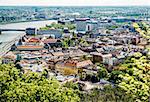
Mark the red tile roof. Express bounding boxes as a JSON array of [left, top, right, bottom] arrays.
[[28, 37, 41, 43]]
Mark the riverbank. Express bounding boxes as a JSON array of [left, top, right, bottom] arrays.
[[0, 18, 56, 25]]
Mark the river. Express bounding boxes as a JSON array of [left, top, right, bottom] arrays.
[[0, 20, 57, 42], [0, 20, 57, 56]]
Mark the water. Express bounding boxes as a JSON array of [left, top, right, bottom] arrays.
[[0, 20, 57, 56], [0, 20, 57, 42]]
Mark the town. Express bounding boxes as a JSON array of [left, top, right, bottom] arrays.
[[0, 5, 150, 102], [1, 15, 150, 90]]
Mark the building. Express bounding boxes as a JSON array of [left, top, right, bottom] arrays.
[[64, 60, 93, 68], [91, 52, 113, 66], [2, 52, 16, 64], [16, 45, 43, 51], [38, 29, 62, 38], [86, 20, 98, 31], [75, 18, 89, 32], [43, 39, 62, 48], [26, 28, 37, 35]]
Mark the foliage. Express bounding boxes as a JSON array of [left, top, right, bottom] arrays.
[[78, 38, 89, 46], [63, 81, 79, 90], [72, 32, 77, 38], [109, 52, 150, 101], [0, 64, 80, 102], [133, 22, 150, 39], [97, 66, 108, 80], [81, 85, 134, 102], [61, 38, 75, 48], [40, 22, 76, 30]]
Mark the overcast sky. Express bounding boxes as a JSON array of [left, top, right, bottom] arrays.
[[0, 0, 149, 6]]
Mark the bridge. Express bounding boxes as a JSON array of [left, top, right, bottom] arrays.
[[0, 29, 26, 34]]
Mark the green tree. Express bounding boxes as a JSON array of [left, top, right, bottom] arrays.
[[97, 67, 108, 80], [0, 64, 80, 102], [109, 52, 150, 101], [81, 85, 134, 102]]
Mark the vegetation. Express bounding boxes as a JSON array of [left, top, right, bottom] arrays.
[[78, 38, 89, 46], [61, 37, 89, 48], [61, 38, 74, 48], [79, 64, 108, 83], [81, 85, 134, 102], [97, 65, 108, 80], [80, 51, 150, 102], [109, 52, 150, 101], [0, 52, 149, 102], [133, 22, 150, 39], [0, 64, 80, 102], [40, 22, 76, 30]]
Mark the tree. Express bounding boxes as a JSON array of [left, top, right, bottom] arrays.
[[109, 52, 150, 101], [97, 64, 108, 80], [133, 22, 150, 39], [97, 68, 108, 80], [0, 64, 80, 102], [81, 85, 134, 102]]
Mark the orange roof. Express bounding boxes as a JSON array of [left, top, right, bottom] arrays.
[[28, 37, 41, 43], [77, 60, 93, 68], [64, 60, 78, 67], [43, 39, 57, 43], [17, 45, 43, 50]]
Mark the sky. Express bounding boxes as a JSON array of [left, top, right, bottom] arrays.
[[0, 0, 149, 6]]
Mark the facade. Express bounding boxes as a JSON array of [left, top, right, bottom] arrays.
[[75, 18, 89, 32], [86, 20, 98, 31], [91, 52, 113, 66], [26, 28, 37, 35], [43, 39, 62, 48], [38, 29, 62, 38]]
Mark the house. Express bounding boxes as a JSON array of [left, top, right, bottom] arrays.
[[63, 27, 70, 33], [77, 60, 93, 68], [16, 37, 44, 51], [114, 45, 124, 50], [51, 52, 64, 62], [139, 38, 148, 46], [86, 20, 98, 31], [91, 52, 113, 66], [38, 29, 62, 38], [2, 52, 16, 64], [68, 49, 87, 58], [75, 18, 89, 32], [90, 33, 101, 38], [62, 33, 73, 38], [17, 45, 43, 51], [80, 46, 96, 53], [26, 28, 37, 35], [43, 38, 62, 48], [131, 37, 140, 45], [64, 60, 93, 68], [27, 37, 41, 43], [64, 60, 78, 68], [58, 19, 74, 25]]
